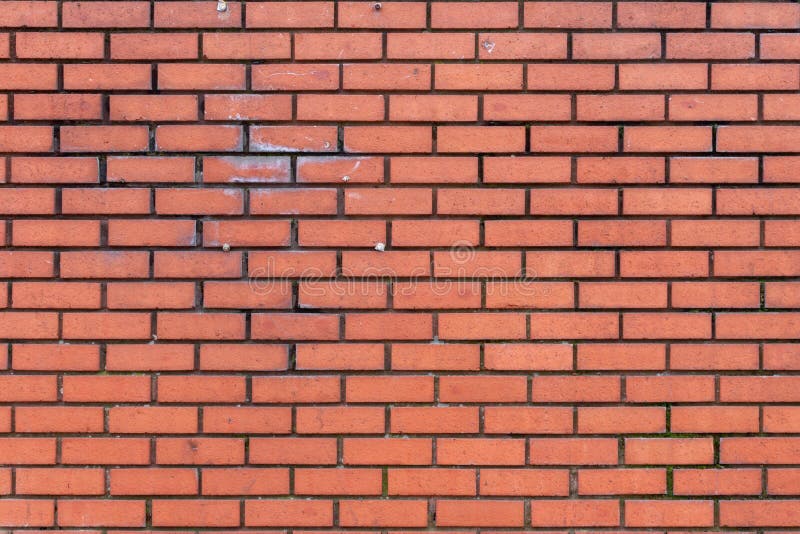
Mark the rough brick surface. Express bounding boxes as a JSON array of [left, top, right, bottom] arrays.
[[1, 0, 800, 529]]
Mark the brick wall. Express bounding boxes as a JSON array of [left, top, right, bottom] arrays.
[[1, 0, 800, 529]]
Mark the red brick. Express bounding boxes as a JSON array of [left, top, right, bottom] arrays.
[[712, 64, 799, 90], [0, 499, 54, 527], [204, 219, 290, 246], [0, 1, 58, 27], [205, 95, 291, 122], [672, 343, 759, 370], [580, 159, 661, 186], [61, 126, 148, 153], [17, 468, 104, 495], [625, 375, 714, 402], [344, 437, 432, 465], [578, 468, 666, 495], [720, 500, 800, 527], [668, 33, 755, 59], [528, 63, 615, 90], [479, 33, 567, 60], [247, 2, 333, 27], [525, 2, 612, 28], [391, 95, 477, 122], [15, 94, 103, 121], [768, 468, 800, 494], [152, 500, 239, 527], [62, 437, 150, 465], [11, 157, 98, 188], [346, 63, 430, 90], [156, 437, 244, 465], [346, 188, 432, 215], [62, 188, 150, 214], [295, 32, 382, 60], [626, 438, 714, 465], [432, 2, 518, 28], [0, 438, 56, 465], [618, 2, 706, 28], [625, 500, 714, 527], [156, 125, 242, 152], [0, 312, 58, 339], [436, 64, 523, 90], [111, 95, 198, 121], [12, 343, 100, 371], [762, 33, 800, 59], [670, 94, 758, 121], [63, 374, 150, 401], [251, 125, 338, 152], [339, 2, 426, 28], [156, 189, 243, 215], [712, 2, 800, 29], [157, 312, 245, 340], [16, 32, 104, 59], [252, 313, 340, 340], [484, 343, 572, 371], [154, 1, 242, 28], [202, 467, 288, 494], [531, 126, 618, 152], [109, 219, 196, 247], [16, 406, 101, 432], [13, 281, 101, 308], [106, 344, 193, 371], [574, 33, 661, 59], [296, 468, 381, 495], [253, 64, 339, 91], [57, 500, 145, 527], [13, 220, 100, 247], [672, 406, 759, 434], [245, 500, 333, 527], [675, 468, 762, 495], [722, 376, 800, 402], [619, 63, 708, 90], [485, 407, 573, 434], [578, 95, 664, 121], [764, 406, 798, 432], [531, 500, 620, 527], [110, 406, 197, 434], [579, 220, 666, 247], [203, 32, 289, 59], [107, 156, 195, 183], [388, 32, 474, 59], [251, 437, 337, 465], [529, 438, 618, 465], [110, 468, 197, 495], [532, 312, 619, 340], [0, 126, 53, 152], [200, 344, 287, 371], [63, 1, 150, 28], [390, 467, 475, 496], [64, 64, 151, 90]]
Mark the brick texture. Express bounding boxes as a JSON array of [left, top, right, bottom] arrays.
[[1, 0, 800, 529]]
